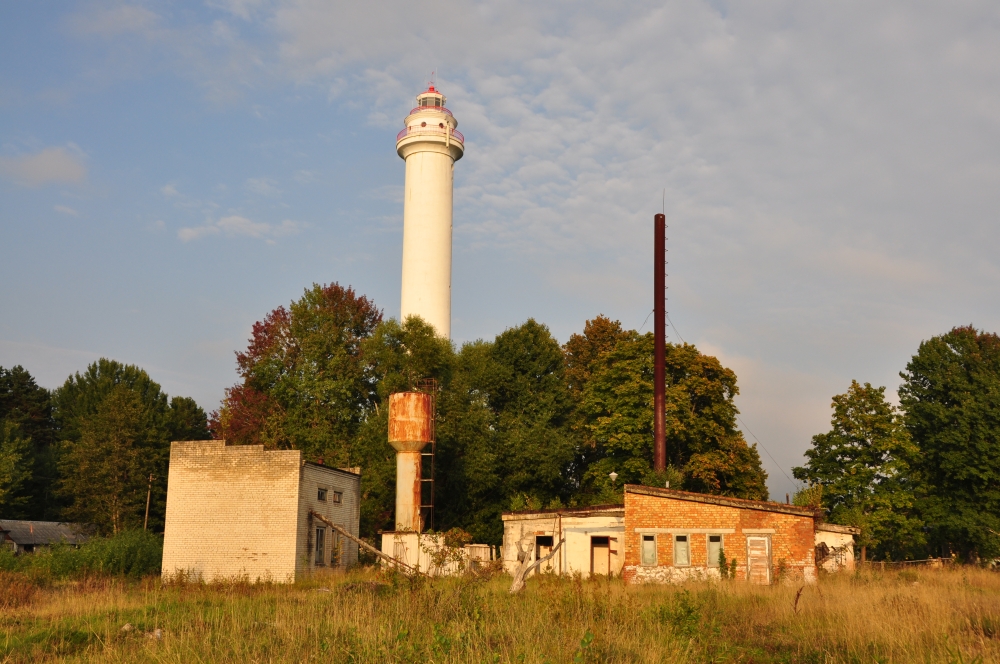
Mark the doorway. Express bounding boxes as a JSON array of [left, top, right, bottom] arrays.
[[591, 536, 610, 576]]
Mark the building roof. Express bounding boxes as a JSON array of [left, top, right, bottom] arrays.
[[0, 520, 92, 546], [624, 484, 823, 518], [501, 504, 624, 520], [304, 461, 361, 478], [816, 522, 861, 535]]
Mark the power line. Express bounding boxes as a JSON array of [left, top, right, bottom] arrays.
[[664, 312, 798, 490]]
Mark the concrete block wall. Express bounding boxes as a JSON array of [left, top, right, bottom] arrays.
[[162, 441, 302, 583], [623, 486, 817, 585]]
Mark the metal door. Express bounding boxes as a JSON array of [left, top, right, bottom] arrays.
[[746, 536, 771, 584]]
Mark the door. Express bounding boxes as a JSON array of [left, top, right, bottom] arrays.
[[591, 536, 610, 576], [746, 536, 771, 584]]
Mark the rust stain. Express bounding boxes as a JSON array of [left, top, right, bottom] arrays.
[[388, 392, 434, 445]]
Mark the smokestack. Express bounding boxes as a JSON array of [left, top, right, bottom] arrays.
[[388, 391, 435, 531], [654, 213, 666, 472]]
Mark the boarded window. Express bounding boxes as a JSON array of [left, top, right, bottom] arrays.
[[674, 535, 690, 566], [332, 491, 342, 504], [708, 534, 723, 568], [641, 534, 657, 566], [315, 527, 326, 565]]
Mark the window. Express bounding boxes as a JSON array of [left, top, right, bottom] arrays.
[[315, 527, 326, 565], [708, 535, 723, 568], [317, 488, 327, 502], [332, 491, 342, 504], [673, 535, 690, 566], [641, 534, 657, 566]]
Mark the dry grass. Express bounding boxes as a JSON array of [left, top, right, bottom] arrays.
[[1, 566, 998, 662]]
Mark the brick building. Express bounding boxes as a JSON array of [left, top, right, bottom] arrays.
[[161, 440, 361, 583], [623, 484, 820, 584]]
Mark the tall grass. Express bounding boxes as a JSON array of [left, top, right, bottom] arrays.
[[0, 530, 162, 582], [1, 566, 998, 662]]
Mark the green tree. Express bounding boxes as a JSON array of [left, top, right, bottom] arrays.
[[59, 385, 166, 533], [579, 332, 768, 501], [436, 320, 576, 544], [793, 381, 924, 560], [53, 358, 205, 530], [211, 282, 382, 462], [0, 419, 32, 515], [356, 316, 455, 536], [0, 365, 56, 518], [899, 325, 1000, 560]]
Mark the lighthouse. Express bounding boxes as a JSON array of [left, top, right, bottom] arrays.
[[396, 85, 464, 339]]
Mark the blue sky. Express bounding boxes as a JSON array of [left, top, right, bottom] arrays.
[[2, 1, 999, 499]]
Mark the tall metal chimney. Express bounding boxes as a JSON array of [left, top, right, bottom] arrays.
[[388, 391, 435, 531], [654, 213, 667, 472]]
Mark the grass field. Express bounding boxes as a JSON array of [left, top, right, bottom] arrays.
[[1, 566, 998, 663]]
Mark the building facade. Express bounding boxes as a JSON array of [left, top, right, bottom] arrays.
[[161, 440, 361, 583], [0, 521, 91, 554], [501, 506, 625, 579], [623, 485, 820, 584]]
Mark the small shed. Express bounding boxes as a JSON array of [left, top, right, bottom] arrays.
[[161, 440, 362, 583], [815, 522, 859, 572], [0, 521, 91, 554], [623, 485, 821, 584], [501, 505, 625, 578]]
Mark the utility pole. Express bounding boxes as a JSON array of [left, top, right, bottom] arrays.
[[654, 213, 667, 472], [144, 474, 154, 531]]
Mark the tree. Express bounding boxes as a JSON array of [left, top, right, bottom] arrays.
[[793, 381, 924, 560], [211, 282, 382, 461], [59, 385, 166, 533], [0, 365, 56, 518], [355, 316, 455, 536], [0, 419, 32, 515], [579, 332, 768, 501], [53, 358, 206, 530], [899, 325, 1000, 560], [435, 320, 576, 544]]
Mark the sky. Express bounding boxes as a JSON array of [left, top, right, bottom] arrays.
[[2, 1, 999, 499]]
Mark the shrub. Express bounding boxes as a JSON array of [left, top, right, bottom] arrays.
[[0, 530, 162, 581]]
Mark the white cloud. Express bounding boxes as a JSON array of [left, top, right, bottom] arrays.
[[178, 215, 302, 242], [53, 205, 79, 216], [0, 146, 87, 187], [244, 177, 282, 196], [160, 184, 180, 197]]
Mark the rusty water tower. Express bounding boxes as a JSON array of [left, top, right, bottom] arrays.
[[388, 387, 436, 532]]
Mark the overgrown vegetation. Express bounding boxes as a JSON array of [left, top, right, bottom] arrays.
[[0, 530, 162, 582], [0, 566, 997, 662]]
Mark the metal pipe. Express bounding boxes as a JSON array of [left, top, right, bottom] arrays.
[[654, 213, 666, 472]]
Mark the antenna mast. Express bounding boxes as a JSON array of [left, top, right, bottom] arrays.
[[654, 213, 667, 472]]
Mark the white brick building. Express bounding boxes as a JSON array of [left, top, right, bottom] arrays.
[[161, 440, 361, 583]]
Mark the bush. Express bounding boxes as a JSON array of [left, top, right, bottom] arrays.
[[0, 530, 162, 581]]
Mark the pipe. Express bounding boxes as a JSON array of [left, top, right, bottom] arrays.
[[654, 213, 666, 472]]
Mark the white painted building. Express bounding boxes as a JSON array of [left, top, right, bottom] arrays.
[[396, 84, 465, 339], [501, 506, 626, 578]]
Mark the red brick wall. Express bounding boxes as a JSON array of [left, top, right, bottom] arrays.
[[623, 491, 816, 584]]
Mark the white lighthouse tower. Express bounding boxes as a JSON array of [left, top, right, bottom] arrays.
[[396, 85, 464, 339]]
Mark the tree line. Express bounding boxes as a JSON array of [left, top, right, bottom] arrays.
[[209, 282, 768, 544], [0, 360, 210, 533], [794, 326, 1000, 563]]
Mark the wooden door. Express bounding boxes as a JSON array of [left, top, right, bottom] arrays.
[[591, 536, 610, 576], [746, 536, 771, 584]]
